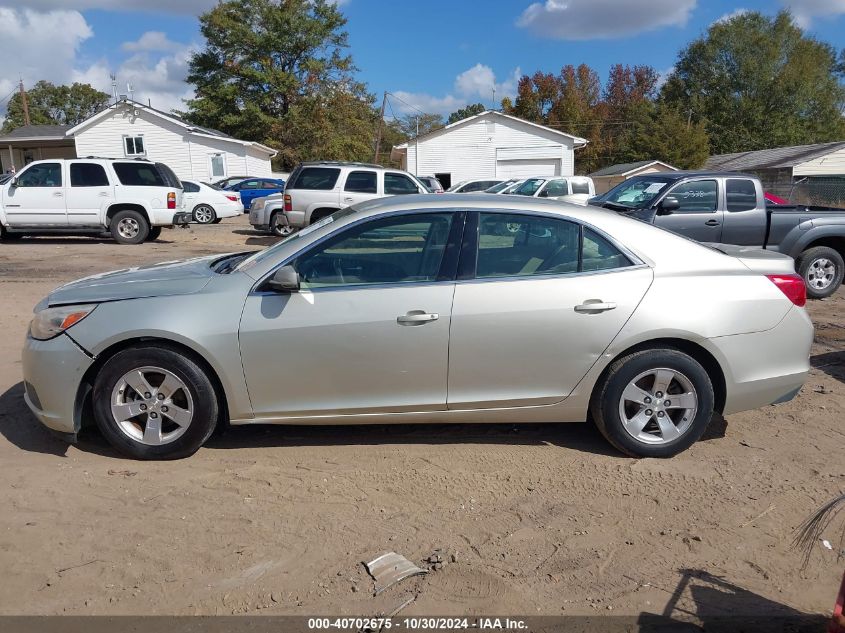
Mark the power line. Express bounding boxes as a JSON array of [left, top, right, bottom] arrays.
[[385, 91, 427, 116]]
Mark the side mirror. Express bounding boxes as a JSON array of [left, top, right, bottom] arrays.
[[266, 265, 300, 293], [657, 196, 680, 215]]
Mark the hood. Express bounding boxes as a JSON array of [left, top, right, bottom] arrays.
[[46, 255, 222, 307]]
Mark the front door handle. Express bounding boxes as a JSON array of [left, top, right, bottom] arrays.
[[397, 311, 439, 325], [574, 301, 617, 313], [98, 191, 109, 197], [705, 219, 721, 226], [53, 192, 64, 197]]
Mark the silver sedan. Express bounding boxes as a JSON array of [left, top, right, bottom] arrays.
[[21, 195, 813, 460]]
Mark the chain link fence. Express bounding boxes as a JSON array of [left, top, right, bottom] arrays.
[[762, 177, 845, 207]]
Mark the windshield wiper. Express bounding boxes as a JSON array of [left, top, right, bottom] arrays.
[[601, 201, 634, 211]]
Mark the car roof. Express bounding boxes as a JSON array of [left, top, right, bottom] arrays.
[[626, 170, 758, 180], [300, 160, 384, 169]]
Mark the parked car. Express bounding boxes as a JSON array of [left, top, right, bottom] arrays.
[[417, 176, 444, 193], [447, 179, 504, 193], [484, 179, 522, 194], [225, 177, 285, 210], [512, 176, 596, 202], [181, 180, 244, 224], [250, 161, 428, 237], [23, 194, 811, 460], [589, 171, 845, 298], [212, 176, 251, 190], [0, 158, 189, 244], [765, 192, 788, 205]]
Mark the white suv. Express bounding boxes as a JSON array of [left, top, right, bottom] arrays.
[[0, 158, 190, 244], [249, 161, 428, 236]]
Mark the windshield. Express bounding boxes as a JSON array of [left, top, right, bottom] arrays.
[[234, 207, 358, 272], [513, 178, 546, 196], [600, 176, 674, 208], [485, 180, 515, 193]]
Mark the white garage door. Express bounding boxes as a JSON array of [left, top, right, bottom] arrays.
[[496, 158, 561, 178]]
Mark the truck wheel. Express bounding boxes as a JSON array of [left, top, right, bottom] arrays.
[[0, 225, 22, 241], [111, 209, 150, 245], [798, 246, 844, 299], [270, 212, 295, 237], [147, 227, 162, 241]]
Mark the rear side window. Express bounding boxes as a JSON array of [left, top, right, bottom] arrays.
[[70, 163, 109, 187], [289, 167, 340, 190], [182, 181, 200, 193], [262, 180, 283, 189], [571, 181, 591, 194], [154, 163, 182, 188], [344, 171, 377, 193], [726, 179, 757, 212], [385, 173, 420, 195], [113, 163, 166, 187], [582, 228, 632, 271]]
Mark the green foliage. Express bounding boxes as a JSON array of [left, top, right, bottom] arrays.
[[661, 10, 845, 154], [184, 0, 376, 169], [395, 113, 444, 138], [447, 103, 485, 124], [620, 103, 710, 169], [3, 81, 110, 132]]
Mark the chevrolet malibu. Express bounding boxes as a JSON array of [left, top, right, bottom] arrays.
[[22, 195, 813, 460]]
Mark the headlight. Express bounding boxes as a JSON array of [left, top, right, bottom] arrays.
[[253, 198, 265, 211], [29, 304, 97, 341]]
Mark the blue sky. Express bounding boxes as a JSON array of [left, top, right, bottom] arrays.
[[1, 0, 843, 119]]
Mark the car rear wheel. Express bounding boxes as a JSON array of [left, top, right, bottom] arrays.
[[798, 246, 844, 299], [270, 212, 295, 237], [591, 348, 714, 458], [0, 225, 22, 240], [92, 346, 219, 460], [192, 204, 216, 224], [110, 209, 149, 245]]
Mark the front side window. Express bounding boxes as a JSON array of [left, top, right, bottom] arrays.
[[17, 163, 62, 187], [344, 171, 377, 194], [726, 179, 757, 212], [124, 136, 145, 156], [238, 179, 261, 190], [293, 213, 453, 288], [289, 167, 340, 190], [384, 173, 420, 195], [666, 180, 718, 213], [539, 179, 569, 197], [475, 213, 632, 279], [70, 163, 108, 187]]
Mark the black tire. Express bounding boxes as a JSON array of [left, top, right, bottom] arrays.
[[92, 345, 220, 460], [110, 209, 150, 245], [270, 211, 296, 237], [797, 246, 844, 299], [590, 348, 715, 458], [192, 204, 217, 224], [212, 218, 222, 224], [147, 226, 162, 241], [0, 225, 23, 241]]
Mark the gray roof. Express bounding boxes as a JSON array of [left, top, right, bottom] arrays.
[[704, 141, 845, 172], [589, 160, 675, 177], [0, 124, 72, 142]]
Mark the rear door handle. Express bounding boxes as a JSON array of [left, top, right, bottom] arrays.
[[705, 219, 720, 226], [574, 301, 617, 313], [343, 197, 354, 202], [397, 311, 439, 325]]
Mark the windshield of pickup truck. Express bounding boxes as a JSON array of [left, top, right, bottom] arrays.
[[599, 176, 674, 208]]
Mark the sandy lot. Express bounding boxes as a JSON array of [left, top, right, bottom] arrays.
[[0, 215, 843, 620]]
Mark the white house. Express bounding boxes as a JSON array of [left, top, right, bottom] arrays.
[[60, 99, 276, 181], [391, 110, 587, 189]]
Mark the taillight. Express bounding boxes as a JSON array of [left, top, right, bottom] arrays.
[[766, 274, 806, 307], [226, 195, 239, 202], [167, 191, 176, 210], [283, 194, 292, 212]]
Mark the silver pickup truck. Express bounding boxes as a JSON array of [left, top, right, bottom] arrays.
[[590, 171, 845, 298]]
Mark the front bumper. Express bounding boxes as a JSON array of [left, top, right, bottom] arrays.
[[21, 332, 93, 435]]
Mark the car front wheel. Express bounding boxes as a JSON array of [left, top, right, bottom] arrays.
[[591, 348, 714, 458], [92, 345, 220, 460]]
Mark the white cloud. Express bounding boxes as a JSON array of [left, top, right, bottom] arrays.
[[783, 0, 845, 27], [713, 8, 749, 24], [122, 31, 185, 53], [392, 64, 521, 117], [516, 0, 697, 40]]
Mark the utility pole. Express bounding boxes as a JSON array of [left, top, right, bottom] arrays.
[[373, 91, 387, 164], [19, 79, 31, 127]]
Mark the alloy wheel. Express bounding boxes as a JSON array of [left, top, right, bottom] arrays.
[[111, 366, 194, 445], [805, 257, 836, 291], [193, 205, 215, 224], [117, 218, 140, 239], [618, 368, 698, 445]]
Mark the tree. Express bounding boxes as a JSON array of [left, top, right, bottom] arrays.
[[662, 10, 845, 154], [3, 81, 110, 132], [184, 0, 376, 169], [620, 103, 710, 169], [447, 103, 486, 124], [395, 113, 443, 138]]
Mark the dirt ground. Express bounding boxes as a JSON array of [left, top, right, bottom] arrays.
[[0, 215, 843, 620]]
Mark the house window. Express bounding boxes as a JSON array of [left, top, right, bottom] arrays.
[[209, 153, 226, 178], [124, 136, 145, 156]]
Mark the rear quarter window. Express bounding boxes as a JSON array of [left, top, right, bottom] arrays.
[[289, 167, 340, 190], [113, 163, 167, 187]]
